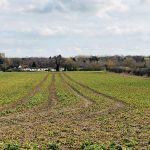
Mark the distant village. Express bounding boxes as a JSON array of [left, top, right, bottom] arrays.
[[20, 67, 64, 72], [0, 53, 150, 76]]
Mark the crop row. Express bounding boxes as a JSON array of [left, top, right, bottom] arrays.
[[0, 72, 47, 106], [25, 74, 52, 108], [65, 72, 150, 108], [55, 73, 83, 108], [1, 138, 150, 150], [62, 73, 114, 111], [0, 73, 51, 115]]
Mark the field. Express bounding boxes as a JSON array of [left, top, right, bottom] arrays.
[[0, 72, 150, 150]]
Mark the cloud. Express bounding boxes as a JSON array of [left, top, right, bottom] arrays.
[[9, 0, 129, 17], [0, 24, 84, 38], [29, 25, 84, 37], [105, 25, 149, 35], [35, 26, 67, 36], [96, 0, 129, 17], [141, 0, 150, 4], [0, 0, 9, 10], [0, 0, 150, 57]]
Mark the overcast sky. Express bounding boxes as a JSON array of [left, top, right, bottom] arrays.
[[0, 0, 150, 57]]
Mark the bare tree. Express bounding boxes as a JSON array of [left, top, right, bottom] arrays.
[[123, 56, 137, 69], [49, 55, 64, 71], [0, 54, 5, 71], [145, 57, 150, 68]]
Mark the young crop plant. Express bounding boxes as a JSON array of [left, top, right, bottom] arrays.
[[4, 143, 20, 150], [81, 140, 124, 150], [45, 143, 60, 150], [26, 74, 52, 108], [62, 73, 114, 110], [55, 73, 83, 108], [65, 72, 150, 108], [0, 73, 51, 116], [0, 72, 149, 150], [0, 72, 48, 105], [123, 138, 138, 149]]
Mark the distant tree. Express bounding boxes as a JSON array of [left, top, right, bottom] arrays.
[[32, 62, 36, 68], [0, 54, 4, 64], [106, 59, 115, 68], [49, 55, 64, 71], [145, 57, 150, 68], [133, 56, 144, 62], [123, 57, 136, 69], [89, 56, 99, 63], [0, 54, 5, 71], [11, 58, 22, 68], [64, 58, 77, 71], [0, 58, 4, 65]]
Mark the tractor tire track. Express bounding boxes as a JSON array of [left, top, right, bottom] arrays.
[[37, 74, 57, 113], [84, 102, 126, 119], [62, 73, 128, 116], [0, 74, 49, 114], [0, 73, 148, 150], [0, 74, 58, 128], [60, 74, 93, 109], [63, 73, 128, 107], [48, 74, 57, 107], [18, 73, 57, 114]]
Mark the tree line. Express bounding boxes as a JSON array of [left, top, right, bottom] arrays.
[[0, 54, 150, 76]]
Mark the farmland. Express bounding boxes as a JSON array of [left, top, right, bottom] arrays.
[[0, 72, 150, 150]]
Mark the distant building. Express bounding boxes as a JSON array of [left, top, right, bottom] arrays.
[[22, 68, 49, 72], [22, 68, 64, 72], [18, 65, 22, 69], [50, 68, 56, 72], [60, 68, 65, 72], [49, 68, 64, 72]]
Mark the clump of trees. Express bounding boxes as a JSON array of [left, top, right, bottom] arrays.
[[105, 56, 150, 76], [0, 54, 150, 76], [0, 54, 11, 72], [49, 55, 65, 71]]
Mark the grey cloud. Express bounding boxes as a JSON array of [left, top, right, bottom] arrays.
[[140, 0, 150, 4], [24, 0, 97, 14], [21, 0, 128, 16]]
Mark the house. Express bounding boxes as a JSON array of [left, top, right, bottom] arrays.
[[60, 68, 65, 72], [22, 68, 48, 72], [50, 68, 56, 72]]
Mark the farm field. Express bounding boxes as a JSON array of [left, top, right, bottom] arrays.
[[0, 72, 150, 150]]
